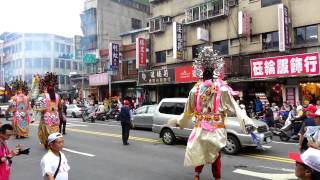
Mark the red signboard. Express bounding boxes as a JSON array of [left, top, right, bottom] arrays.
[[175, 66, 199, 83], [136, 37, 147, 69], [251, 53, 320, 78]]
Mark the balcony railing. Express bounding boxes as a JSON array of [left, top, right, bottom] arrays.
[[185, 0, 229, 24]]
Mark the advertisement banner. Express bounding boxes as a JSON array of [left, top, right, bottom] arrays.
[[238, 11, 251, 37], [278, 4, 290, 52], [175, 65, 199, 83], [89, 73, 108, 86], [109, 43, 120, 70], [250, 53, 320, 78], [138, 68, 175, 85], [173, 22, 184, 59], [136, 37, 147, 69]]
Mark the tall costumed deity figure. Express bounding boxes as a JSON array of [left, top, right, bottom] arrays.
[[171, 47, 255, 180], [7, 79, 30, 138], [33, 72, 63, 148]]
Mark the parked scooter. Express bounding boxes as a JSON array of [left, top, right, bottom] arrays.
[[277, 119, 303, 142], [82, 106, 96, 123]]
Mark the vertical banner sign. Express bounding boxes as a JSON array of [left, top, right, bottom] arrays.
[[109, 43, 120, 70], [278, 4, 290, 52], [238, 11, 251, 37], [136, 37, 147, 69], [173, 22, 184, 59]]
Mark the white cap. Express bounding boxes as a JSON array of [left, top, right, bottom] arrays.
[[48, 133, 63, 144], [301, 148, 320, 172], [315, 109, 320, 117]]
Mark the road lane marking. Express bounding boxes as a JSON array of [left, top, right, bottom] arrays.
[[257, 166, 295, 172], [67, 128, 161, 143], [63, 148, 96, 157], [233, 169, 296, 180], [241, 154, 294, 164], [262, 145, 272, 149]]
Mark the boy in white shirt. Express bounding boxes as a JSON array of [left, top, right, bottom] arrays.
[[40, 133, 70, 180]]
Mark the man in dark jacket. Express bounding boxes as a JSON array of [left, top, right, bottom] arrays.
[[119, 100, 132, 145]]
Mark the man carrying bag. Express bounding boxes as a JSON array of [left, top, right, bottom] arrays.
[[40, 133, 70, 180]]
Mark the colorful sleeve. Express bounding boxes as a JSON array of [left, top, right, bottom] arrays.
[[178, 87, 196, 129]]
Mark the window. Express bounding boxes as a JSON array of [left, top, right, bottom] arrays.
[[213, 40, 228, 55], [159, 102, 185, 115], [43, 41, 51, 51], [25, 41, 32, 51], [230, 38, 240, 46], [60, 44, 65, 53], [155, 51, 166, 63], [66, 61, 71, 69], [295, 25, 318, 45], [128, 60, 135, 71], [79, 63, 83, 71], [73, 62, 78, 70], [33, 58, 42, 68], [147, 106, 156, 113], [131, 33, 137, 43], [261, 0, 281, 7], [55, 59, 59, 68], [131, 18, 142, 30], [60, 60, 65, 69], [262, 31, 279, 50], [192, 44, 205, 58], [66, 45, 71, 54], [55, 43, 59, 51], [42, 58, 51, 71], [59, 75, 65, 84], [136, 106, 147, 114], [149, 16, 164, 33], [25, 58, 33, 68], [250, 34, 260, 43]]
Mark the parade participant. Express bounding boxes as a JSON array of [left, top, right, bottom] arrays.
[[0, 124, 22, 180], [7, 79, 30, 139], [41, 132, 70, 180], [29, 74, 41, 123], [289, 148, 320, 180], [119, 99, 133, 145], [171, 47, 254, 180], [33, 72, 63, 149]]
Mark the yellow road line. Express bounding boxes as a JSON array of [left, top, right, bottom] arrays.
[[68, 128, 294, 164], [68, 128, 161, 144]]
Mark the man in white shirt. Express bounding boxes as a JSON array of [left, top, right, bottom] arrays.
[[40, 133, 70, 180]]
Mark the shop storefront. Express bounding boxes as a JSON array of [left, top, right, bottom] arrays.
[[250, 52, 320, 106]]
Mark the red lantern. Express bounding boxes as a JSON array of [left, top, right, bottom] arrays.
[[272, 84, 282, 94]]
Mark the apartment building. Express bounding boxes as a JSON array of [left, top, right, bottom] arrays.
[[81, 0, 150, 101], [0, 33, 84, 95], [145, 0, 320, 105]]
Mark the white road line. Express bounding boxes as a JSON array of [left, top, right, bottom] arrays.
[[257, 166, 295, 173], [63, 148, 96, 157], [233, 169, 296, 180], [262, 145, 272, 149], [271, 141, 298, 145]]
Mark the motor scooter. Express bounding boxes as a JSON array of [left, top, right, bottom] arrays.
[[82, 106, 97, 123], [278, 119, 303, 142]]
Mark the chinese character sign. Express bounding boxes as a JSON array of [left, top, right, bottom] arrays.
[[251, 53, 320, 78], [173, 22, 184, 59], [138, 68, 175, 85], [109, 43, 120, 70], [136, 37, 147, 69], [278, 4, 290, 52]]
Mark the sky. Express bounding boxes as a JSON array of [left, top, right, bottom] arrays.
[[0, 0, 84, 37]]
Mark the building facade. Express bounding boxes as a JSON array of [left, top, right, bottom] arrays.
[[0, 33, 85, 95], [146, 0, 320, 106], [80, 0, 150, 101]]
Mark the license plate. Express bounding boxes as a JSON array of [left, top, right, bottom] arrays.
[[266, 137, 271, 143]]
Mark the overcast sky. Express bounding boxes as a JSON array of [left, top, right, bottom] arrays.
[[0, 0, 84, 37]]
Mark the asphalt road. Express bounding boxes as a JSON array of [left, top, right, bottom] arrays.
[[4, 118, 299, 180]]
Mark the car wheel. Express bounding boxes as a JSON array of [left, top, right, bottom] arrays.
[[161, 129, 176, 145], [223, 135, 240, 155], [72, 112, 77, 118]]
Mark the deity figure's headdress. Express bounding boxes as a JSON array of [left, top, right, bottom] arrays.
[[10, 79, 28, 94], [193, 46, 224, 79], [40, 72, 58, 91]]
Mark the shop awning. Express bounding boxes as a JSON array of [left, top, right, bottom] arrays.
[[112, 79, 137, 84]]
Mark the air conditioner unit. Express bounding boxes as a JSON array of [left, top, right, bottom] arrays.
[[229, 0, 237, 7], [163, 16, 172, 24]]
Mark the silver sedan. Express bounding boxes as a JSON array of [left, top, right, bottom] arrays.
[[132, 105, 157, 129]]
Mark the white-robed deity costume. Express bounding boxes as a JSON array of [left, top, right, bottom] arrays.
[[172, 47, 255, 167]]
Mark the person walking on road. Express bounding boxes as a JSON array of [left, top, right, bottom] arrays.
[[119, 100, 133, 145], [40, 132, 70, 180], [59, 99, 67, 135]]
